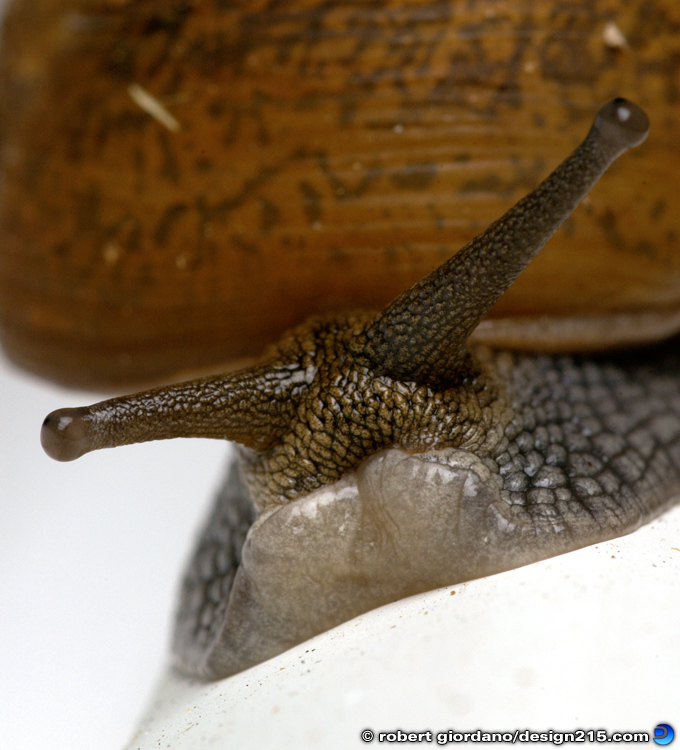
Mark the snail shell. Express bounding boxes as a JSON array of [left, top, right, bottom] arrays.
[[0, 0, 680, 388]]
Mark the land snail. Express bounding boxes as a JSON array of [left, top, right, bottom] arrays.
[[1, 2, 680, 680]]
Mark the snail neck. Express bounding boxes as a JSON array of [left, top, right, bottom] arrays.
[[235, 313, 512, 511]]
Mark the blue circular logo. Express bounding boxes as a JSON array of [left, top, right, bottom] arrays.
[[654, 724, 674, 746]]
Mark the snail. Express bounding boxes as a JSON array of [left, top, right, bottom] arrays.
[[40, 97, 680, 679], [0, 1, 679, 681]]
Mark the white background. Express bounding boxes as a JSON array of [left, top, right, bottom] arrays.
[[0, 356, 228, 749]]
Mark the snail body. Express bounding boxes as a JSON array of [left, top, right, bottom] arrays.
[[1, 2, 680, 680], [40, 100, 680, 678]]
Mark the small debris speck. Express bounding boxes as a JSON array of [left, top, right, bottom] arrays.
[[128, 82, 182, 132], [602, 22, 628, 50]]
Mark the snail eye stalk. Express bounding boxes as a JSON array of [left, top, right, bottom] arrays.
[[40, 364, 294, 461], [360, 98, 649, 387]]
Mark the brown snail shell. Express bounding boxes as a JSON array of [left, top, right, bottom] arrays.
[[1, 0, 680, 389]]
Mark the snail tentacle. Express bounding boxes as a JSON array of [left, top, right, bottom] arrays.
[[40, 362, 300, 461], [359, 99, 650, 387]]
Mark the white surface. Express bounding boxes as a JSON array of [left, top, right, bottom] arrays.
[[127, 510, 680, 750], [0, 357, 228, 750]]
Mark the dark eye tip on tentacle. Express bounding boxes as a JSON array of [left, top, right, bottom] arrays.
[[41, 407, 92, 462], [594, 98, 649, 151]]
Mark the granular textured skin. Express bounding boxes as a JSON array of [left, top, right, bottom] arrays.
[[491, 345, 680, 534], [173, 463, 255, 672], [238, 312, 511, 510], [361, 109, 648, 386], [174, 338, 680, 678]]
